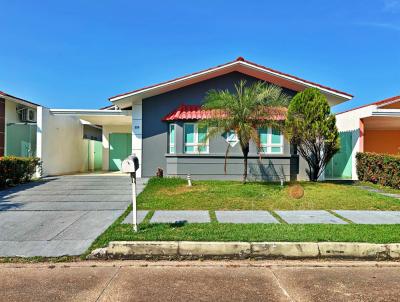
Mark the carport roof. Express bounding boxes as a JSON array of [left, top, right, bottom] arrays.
[[49, 109, 132, 126]]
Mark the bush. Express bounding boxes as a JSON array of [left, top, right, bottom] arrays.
[[0, 156, 41, 188], [356, 152, 400, 189]]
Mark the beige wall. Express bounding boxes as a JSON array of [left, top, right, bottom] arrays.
[[38, 107, 86, 176], [102, 125, 131, 171]]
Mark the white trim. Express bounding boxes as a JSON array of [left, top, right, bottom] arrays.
[[110, 61, 352, 102], [183, 123, 209, 154], [259, 127, 284, 155], [50, 109, 132, 116], [372, 109, 400, 117], [376, 98, 400, 108], [169, 124, 175, 154]]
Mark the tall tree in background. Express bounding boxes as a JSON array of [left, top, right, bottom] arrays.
[[201, 80, 290, 183], [286, 88, 340, 181]]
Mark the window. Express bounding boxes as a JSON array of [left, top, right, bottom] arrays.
[[259, 127, 283, 154], [169, 124, 175, 154], [184, 123, 209, 154]]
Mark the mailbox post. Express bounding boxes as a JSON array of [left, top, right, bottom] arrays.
[[122, 154, 140, 232]]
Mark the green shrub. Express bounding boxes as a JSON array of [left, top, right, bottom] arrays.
[[356, 152, 400, 189], [0, 156, 41, 188]]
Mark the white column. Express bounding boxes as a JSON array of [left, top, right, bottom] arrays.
[[35, 106, 43, 177], [132, 99, 142, 177]]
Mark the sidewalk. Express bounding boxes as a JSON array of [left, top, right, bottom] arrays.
[[2, 260, 400, 302], [123, 209, 400, 225]]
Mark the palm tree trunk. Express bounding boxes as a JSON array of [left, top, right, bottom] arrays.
[[241, 144, 249, 183]]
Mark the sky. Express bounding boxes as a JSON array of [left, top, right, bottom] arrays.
[[0, 0, 399, 112]]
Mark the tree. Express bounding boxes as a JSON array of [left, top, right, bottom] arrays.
[[285, 88, 340, 181], [200, 80, 291, 183]]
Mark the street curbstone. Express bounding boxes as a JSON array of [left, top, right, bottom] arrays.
[[252, 242, 319, 258], [178, 241, 251, 258], [318, 242, 390, 259]]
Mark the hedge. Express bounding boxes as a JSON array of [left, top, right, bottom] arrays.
[[0, 156, 41, 188], [356, 152, 400, 189]]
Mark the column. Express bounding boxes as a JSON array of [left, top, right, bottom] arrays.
[[132, 99, 142, 177]]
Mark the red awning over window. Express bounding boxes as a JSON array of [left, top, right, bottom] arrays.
[[162, 104, 287, 121]]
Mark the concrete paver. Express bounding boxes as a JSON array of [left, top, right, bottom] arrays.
[[151, 210, 211, 223], [0, 175, 147, 257], [335, 210, 400, 224], [215, 210, 279, 223], [122, 210, 150, 224], [275, 210, 347, 224]]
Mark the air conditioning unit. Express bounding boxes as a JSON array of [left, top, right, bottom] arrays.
[[19, 107, 36, 123]]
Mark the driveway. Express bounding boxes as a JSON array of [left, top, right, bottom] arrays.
[[0, 174, 147, 257]]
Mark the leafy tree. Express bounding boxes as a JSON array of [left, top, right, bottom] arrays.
[[200, 80, 290, 183], [285, 88, 340, 181]]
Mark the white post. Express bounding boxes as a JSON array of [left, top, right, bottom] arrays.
[[132, 178, 138, 232], [132, 100, 142, 178]]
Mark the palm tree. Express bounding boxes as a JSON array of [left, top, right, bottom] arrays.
[[200, 80, 291, 183]]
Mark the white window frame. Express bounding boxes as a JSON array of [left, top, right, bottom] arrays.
[[169, 124, 175, 154], [259, 127, 284, 155], [184, 123, 209, 154]]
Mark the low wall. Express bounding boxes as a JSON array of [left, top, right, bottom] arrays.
[[166, 154, 299, 181]]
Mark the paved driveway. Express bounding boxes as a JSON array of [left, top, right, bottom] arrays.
[[0, 174, 147, 257]]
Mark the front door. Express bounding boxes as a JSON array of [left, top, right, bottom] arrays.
[[109, 133, 132, 171]]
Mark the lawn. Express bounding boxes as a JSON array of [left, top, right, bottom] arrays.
[[86, 178, 400, 254], [138, 177, 400, 210]]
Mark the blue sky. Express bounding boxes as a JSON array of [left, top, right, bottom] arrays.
[[1, 0, 399, 112]]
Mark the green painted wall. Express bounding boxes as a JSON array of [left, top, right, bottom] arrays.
[[6, 124, 37, 157], [109, 133, 131, 171], [325, 132, 353, 179]]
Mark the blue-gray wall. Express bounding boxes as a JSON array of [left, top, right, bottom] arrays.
[[142, 71, 303, 180]]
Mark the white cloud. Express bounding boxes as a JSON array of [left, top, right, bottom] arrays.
[[383, 0, 400, 13]]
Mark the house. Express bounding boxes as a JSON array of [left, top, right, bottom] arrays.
[[0, 91, 39, 157], [3, 57, 353, 180], [329, 95, 400, 180]]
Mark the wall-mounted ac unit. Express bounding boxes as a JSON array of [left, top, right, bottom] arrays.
[[19, 107, 36, 123]]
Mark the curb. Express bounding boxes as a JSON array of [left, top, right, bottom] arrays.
[[89, 241, 400, 260]]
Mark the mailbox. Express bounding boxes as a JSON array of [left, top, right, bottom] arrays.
[[122, 154, 139, 183]]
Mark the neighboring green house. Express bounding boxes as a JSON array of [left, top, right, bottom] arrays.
[[0, 91, 39, 158]]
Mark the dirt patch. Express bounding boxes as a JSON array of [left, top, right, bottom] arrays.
[[158, 185, 208, 196]]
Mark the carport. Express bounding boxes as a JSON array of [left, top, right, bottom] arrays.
[[37, 108, 132, 176]]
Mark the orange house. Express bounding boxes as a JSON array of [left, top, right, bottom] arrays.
[[333, 96, 400, 180]]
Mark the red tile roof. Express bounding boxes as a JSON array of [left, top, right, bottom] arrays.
[[109, 57, 353, 100], [162, 104, 287, 121], [336, 95, 400, 115]]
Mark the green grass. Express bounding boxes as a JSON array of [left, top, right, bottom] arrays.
[[359, 181, 400, 195], [138, 178, 400, 210], [86, 204, 400, 254], [84, 178, 400, 255]]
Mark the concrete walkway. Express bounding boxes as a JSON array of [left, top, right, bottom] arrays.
[[2, 260, 400, 301], [357, 185, 400, 199], [123, 209, 400, 225], [0, 174, 147, 257]]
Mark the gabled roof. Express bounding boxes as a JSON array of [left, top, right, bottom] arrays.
[[337, 95, 400, 115], [162, 104, 287, 121], [0, 91, 40, 107], [109, 57, 353, 106]]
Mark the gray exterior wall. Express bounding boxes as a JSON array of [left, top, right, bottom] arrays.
[[142, 71, 307, 180]]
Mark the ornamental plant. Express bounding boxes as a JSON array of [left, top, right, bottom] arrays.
[[285, 88, 340, 181]]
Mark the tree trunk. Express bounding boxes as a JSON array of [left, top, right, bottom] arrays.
[[241, 144, 249, 183]]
